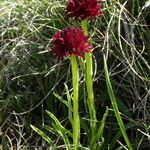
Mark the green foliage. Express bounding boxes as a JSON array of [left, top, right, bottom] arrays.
[[90, 107, 109, 149], [104, 55, 133, 149], [30, 125, 55, 147], [0, 0, 150, 149]]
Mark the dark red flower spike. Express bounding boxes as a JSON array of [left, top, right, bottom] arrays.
[[52, 27, 92, 58], [66, 0, 102, 21]]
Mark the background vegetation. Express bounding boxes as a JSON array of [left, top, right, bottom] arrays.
[[0, 0, 150, 149]]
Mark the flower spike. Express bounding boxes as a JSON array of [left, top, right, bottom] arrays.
[[52, 27, 92, 58], [66, 0, 102, 21]]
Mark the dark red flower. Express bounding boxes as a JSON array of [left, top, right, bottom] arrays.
[[52, 27, 92, 58], [66, 0, 102, 20]]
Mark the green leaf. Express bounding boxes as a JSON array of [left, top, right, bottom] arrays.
[[90, 107, 109, 149], [103, 55, 133, 150], [109, 122, 133, 150], [80, 117, 90, 139], [64, 83, 73, 125], [30, 125, 55, 147], [53, 124, 71, 150], [116, 98, 132, 118], [53, 92, 68, 107], [97, 137, 105, 150], [43, 125, 57, 135], [46, 110, 72, 137], [46, 111, 72, 150]]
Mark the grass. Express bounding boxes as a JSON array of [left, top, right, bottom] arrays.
[[0, 0, 150, 149]]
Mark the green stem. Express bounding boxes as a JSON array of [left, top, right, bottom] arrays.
[[71, 55, 80, 150], [103, 55, 133, 150], [81, 20, 88, 35], [81, 20, 97, 138]]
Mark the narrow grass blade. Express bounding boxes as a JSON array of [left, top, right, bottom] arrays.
[[43, 125, 57, 135], [80, 118, 90, 139], [46, 110, 72, 137], [54, 124, 72, 150], [110, 122, 133, 150], [30, 125, 55, 147], [53, 92, 68, 107], [46, 111, 72, 150], [103, 55, 133, 150], [97, 137, 105, 150], [90, 107, 109, 149], [44, 125, 71, 150], [64, 83, 73, 125]]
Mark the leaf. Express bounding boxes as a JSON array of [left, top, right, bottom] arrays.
[[46, 111, 72, 150], [53, 124, 71, 150], [116, 98, 132, 118], [53, 92, 68, 107], [30, 125, 55, 147], [90, 107, 109, 149], [43, 125, 57, 135], [97, 137, 105, 150], [103, 55, 133, 150], [109, 122, 133, 150], [80, 117, 90, 139], [46, 110, 72, 137], [64, 83, 73, 125]]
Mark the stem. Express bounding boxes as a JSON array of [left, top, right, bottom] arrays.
[[103, 55, 133, 150], [71, 55, 80, 150], [81, 20, 97, 138], [81, 20, 88, 35]]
